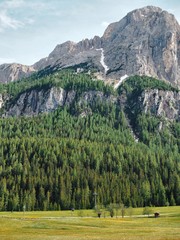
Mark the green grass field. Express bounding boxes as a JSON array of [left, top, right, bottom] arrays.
[[0, 206, 179, 240]]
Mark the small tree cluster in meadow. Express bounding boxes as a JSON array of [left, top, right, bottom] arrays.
[[143, 206, 153, 217]]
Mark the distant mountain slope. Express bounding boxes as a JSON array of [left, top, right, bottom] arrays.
[[0, 6, 179, 86], [0, 63, 35, 83]]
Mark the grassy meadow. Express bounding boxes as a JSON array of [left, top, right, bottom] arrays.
[[0, 206, 179, 240]]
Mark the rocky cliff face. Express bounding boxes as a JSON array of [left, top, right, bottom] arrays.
[[0, 94, 4, 109], [0, 63, 36, 83], [5, 87, 76, 117], [140, 89, 180, 121], [103, 6, 180, 86], [2, 85, 179, 122], [4, 87, 117, 117], [0, 6, 180, 86], [34, 37, 102, 72]]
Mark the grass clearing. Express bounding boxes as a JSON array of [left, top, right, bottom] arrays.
[[0, 206, 179, 240]]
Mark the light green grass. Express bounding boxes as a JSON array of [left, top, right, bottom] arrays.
[[0, 206, 179, 240]]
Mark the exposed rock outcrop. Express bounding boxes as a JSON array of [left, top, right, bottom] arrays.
[[6, 87, 76, 117], [140, 89, 180, 120], [33, 36, 103, 73], [5, 87, 117, 117], [78, 91, 117, 105], [0, 94, 4, 109], [3, 85, 180, 123], [0, 64, 36, 83]]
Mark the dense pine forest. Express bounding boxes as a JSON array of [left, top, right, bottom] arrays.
[[0, 71, 179, 211]]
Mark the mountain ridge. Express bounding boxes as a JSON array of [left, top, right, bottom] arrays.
[[0, 6, 180, 86]]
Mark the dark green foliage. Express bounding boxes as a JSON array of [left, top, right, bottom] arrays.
[[0, 136, 179, 211], [118, 75, 178, 95], [118, 75, 179, 140], [0, 72, 179, 211], [0, 70, 115, 100]]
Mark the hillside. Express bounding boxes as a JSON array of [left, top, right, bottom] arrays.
[[0, 70, 179, 211]]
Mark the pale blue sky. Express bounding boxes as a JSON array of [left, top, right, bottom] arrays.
[[0, 0, 180, 65]]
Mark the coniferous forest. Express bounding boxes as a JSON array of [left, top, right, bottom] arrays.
[[0, 70, 179, 211]]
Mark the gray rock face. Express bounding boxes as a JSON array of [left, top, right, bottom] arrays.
[[102, 6, 180, 85], [5, 88, 117, 117], [6, 87, 76, 117], [0, 63, 36, 83], [0, 6, 180, 86], [0, 93, 9, 109], [78, 91, 117, 105], [33, 36, 103, 73], [0, 94, 4, 109], [140, 89, 180, 120], [4, 84, 179, 123]]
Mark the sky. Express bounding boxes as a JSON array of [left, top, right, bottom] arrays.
[[0, 0, 180, 66]]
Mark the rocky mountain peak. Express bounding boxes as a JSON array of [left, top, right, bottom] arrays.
[[102, 6, 180, 86], [0, 6, 180, 86], [103, 6, 180, 42], [50, 41, 76, 56], [103, 6, 162, 40], [33, 35, 103, 73], [129, 6, 163, 18]]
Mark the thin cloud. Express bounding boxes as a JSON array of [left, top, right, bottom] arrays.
[[25, 18, 35, 25], [0, 0, 38, 32], [0, 10, 24, 31], [1, 0, 46, 11], [4, 0, 25, 9]]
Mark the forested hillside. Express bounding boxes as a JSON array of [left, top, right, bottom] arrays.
[[0, 71, 179, 211]]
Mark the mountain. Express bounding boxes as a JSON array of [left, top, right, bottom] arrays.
[[0, 6, 179, 212], [0, 6, 180, 86], [0, 63, 36, 83], [33, 36, 102, 73], [102, 6, 180, 85]]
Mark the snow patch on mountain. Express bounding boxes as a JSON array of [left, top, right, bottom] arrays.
[[96, 48, 109, 74], [114, 74, 129, 89]]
